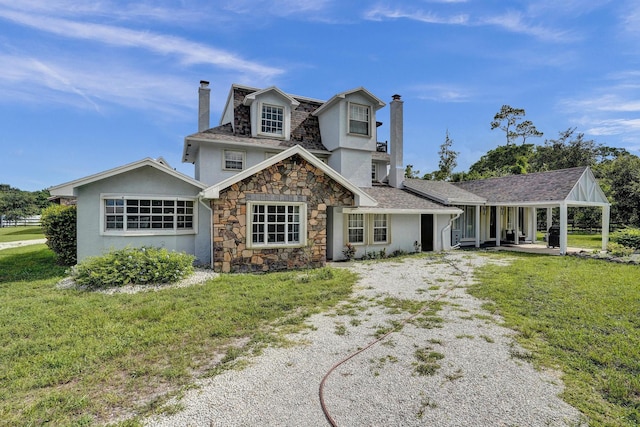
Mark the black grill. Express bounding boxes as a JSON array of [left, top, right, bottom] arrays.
[[548, 225, 560, 248]]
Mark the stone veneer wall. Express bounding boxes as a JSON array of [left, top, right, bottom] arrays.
[[212, 155, 354, 273]]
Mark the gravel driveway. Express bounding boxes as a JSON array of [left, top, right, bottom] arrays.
[[144, 252, 585, 427]]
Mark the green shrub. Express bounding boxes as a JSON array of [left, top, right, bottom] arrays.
[[40, 204, 77, 265], [72, 246, 195, 288], [610, 228, 640, 250], [606, 242, 635, 257]]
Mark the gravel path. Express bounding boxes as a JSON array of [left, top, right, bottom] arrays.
[[144, 252, 585, 427], [0, 238, 47, 251]]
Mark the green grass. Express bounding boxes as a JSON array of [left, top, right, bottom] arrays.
[[469, 252, 640, 426], [0, 245, 357, 426], [537, 231, 604, 250], [0, 225, 44, 243]]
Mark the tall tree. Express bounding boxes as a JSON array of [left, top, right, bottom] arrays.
[[468, 144, 535, 178], [490, 105, 543, 145], [404, 164, 420, 179], [423, 130, 459, 181], [596, 154, 640, 226]]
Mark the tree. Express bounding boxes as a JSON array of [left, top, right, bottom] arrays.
[[531, 128, 608, 172], [490, 105, 543, 145], [597, 154, 640, 227], [468, 144, 535, 178], [428, 130, 459, 181], [0, 185, 52, 226], [404, 164, 421, 179]]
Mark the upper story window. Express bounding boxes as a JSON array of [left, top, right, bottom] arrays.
[[224, 150, 245, 170], [261, 104, 284, 136], [371, 163, 377, 181], [349, 103, 370, 136]]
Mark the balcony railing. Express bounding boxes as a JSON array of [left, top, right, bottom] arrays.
[[376, 141, 388, 153]]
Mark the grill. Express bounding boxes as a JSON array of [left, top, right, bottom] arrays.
[[547, 225, 560, 248]]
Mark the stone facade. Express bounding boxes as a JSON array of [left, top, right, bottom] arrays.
[[212, 154, 354, 273]]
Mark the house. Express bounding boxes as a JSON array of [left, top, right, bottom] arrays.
[[49, 81, 610, 272], [404, 166, 611, 254]]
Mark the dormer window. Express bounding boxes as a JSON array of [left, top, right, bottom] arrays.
[[349, 103, 370, 136], [261, 104, 284, 136]]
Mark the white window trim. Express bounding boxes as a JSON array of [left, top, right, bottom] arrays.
[[246, 201, 307, 249], [371, 213, 389, 244], [345, 213, 390, 245], [223, 149, 246, 171], [100, 194, 197, 236], [259, 102, 285, 138], [347, 102, 371, 137], [371, 163, 378, 182]]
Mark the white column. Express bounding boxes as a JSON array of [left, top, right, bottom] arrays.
[[560, 203, 568, 255], [514, 206, 520, 245], [530, 208, 536, 242], [475, 205, 481, 248], [602, 204, 610, 252], [496, 206, 501, 247]]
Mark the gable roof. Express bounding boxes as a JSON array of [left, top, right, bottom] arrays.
[[404, 179, 486, 205], [201, 145, 377, 207], [312, 87, 386, 116], [241, 86, 300, 107], [347, 185, 462, 214], [49, 158, 207, 197], [453, 166, 609, 205], [183, 85, 328, 163]]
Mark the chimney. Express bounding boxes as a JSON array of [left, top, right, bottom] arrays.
[[198, 80, 210, 132], [389, 94, 404, 188]]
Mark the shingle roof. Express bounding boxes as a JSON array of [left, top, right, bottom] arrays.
[[186, 86, 328, 152], [358, 185, 461, 213], [453, 167, 588, 204], [403, 179, 486, 204]]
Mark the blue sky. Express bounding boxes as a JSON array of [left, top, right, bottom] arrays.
[[1, 0, 639, 191]]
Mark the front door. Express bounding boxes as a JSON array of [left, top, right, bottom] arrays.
[[421, 214, 434, 251]]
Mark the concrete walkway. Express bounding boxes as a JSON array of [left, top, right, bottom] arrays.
[[0, 239, 47, 251]]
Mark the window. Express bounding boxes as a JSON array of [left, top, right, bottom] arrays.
[[371, 163, 377, 181], [249, 203, 305, 247], [372, 214, 388, 243], [261, 104, 284, 136], [347, 213, 365, 244], [103, 197, 194, 234], [349, 103, 370, 136], [453, 205, 476, 239], [224, 150, 245, 170]]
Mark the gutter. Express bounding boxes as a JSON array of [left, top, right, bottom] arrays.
[[198, 196, 214, 269], [443, 212, 462, 250]]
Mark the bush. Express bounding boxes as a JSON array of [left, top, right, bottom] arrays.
[[610, 227, 640, 250], [606, 242, 635, 257], [72, 246, 195, 288], [40, 204, 77, 265]]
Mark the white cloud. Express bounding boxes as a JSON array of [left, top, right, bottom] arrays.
[[412, 84, 474, 102], [479, 10, 578, 43], [0, 53, 195, 114], [364, 5, 469, 24], [0, 9, 283, 78]]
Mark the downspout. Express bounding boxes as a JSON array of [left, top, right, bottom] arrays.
[[198, 195, 214, 269], [443, 212, 462, 251]]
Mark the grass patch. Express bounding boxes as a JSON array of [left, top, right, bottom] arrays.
[[0, 225, 44, 243], [536, 231, 604, 250], [0, 246, 357, 426], [470, 252, 640, 426], [413, 347, 444, 376]]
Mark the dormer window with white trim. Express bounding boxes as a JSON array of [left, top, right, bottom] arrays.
[[349, 103, 370, 136], [261, 104, 284, 136]]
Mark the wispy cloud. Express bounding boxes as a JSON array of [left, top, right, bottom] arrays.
[[222, 0, 331, 17], [364, 4, 469, 24], [0, 9, 283, 77], [0, 53, 195, 114], [412, 84, 475, 102], [479, 10, 578, 43]]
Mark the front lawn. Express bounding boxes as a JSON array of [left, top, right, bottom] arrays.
[[0, 225, 44, 243], [470, 252, 640, 426], [0, 245, 356, 426], [536, 231, 604, 250]]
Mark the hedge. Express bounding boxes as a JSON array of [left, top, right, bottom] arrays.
[[40, 204, 77, 265]]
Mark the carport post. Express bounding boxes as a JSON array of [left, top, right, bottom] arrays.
[[559, 203, 568, 255], [602, 204, 610, 252]]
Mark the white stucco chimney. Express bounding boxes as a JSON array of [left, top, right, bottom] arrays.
[[198, 80, 210, 132], [389, 94, 404, 189]]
